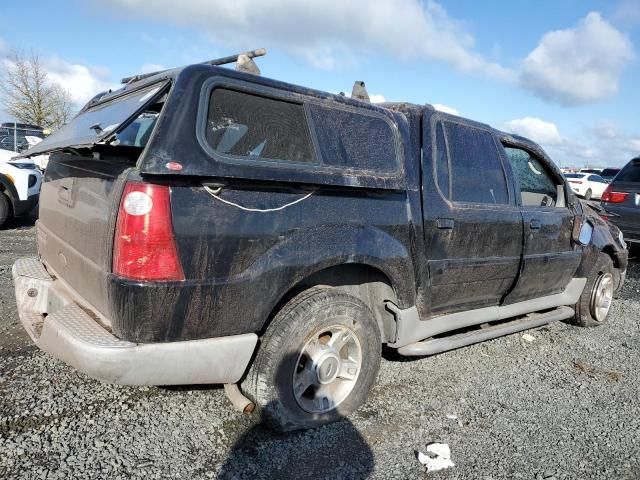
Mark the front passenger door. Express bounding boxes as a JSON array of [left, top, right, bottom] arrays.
[[501, 145, 582, 304]]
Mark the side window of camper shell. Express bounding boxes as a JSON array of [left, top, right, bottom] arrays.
[[204, 86, 400, 175]]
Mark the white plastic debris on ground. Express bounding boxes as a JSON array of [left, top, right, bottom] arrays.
[[417, 443, 455, 472], [521, 333, 536, 344]]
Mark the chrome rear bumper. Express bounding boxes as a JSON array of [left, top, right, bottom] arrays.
[[12, 258, 257, 385]]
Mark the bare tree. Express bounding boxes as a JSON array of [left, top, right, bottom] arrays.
[[1, 51, 74, 130]]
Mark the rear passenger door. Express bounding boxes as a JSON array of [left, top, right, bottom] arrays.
[[500, 145, 582, 304], [422, 117, 523, 315]]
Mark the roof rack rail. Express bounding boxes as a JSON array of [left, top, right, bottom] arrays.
[[120, 48, 267, 84]]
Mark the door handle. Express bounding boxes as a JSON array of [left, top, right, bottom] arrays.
[[58, 186, 71, 201], [436, 218, 454, 229], [530, 219, 541, 230], [58, 179, 75, 207]]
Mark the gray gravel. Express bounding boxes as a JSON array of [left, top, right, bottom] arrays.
[[1, 219, 639, 479]]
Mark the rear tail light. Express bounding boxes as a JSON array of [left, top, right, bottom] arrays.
[[601, 185, 629, 203], [113, 182, 184, 281]]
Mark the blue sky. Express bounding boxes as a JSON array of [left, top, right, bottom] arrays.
[[1, 0, 639, 167]]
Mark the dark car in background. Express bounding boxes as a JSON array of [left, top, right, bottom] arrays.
[[602, 157, 640, 244], [600, 167, 621, 183], [0, 122, 46, 138], [0, 123, 46, 153]]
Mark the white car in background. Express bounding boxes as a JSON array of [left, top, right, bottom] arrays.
[[564, 173, 608, 200], [0, 150, 43, 227]]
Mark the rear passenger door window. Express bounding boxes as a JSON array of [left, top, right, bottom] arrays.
[[443, 122, 509, 204], [503, 147, 559, 207]]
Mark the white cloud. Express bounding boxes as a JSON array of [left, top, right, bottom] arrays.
[[98, 0, 512, 79], [613, 0, 640, 26], [504, 117, 563, 145], [44, 57, 115, 104], [432, 103, 459, 115], [504, 117, 640, 168], [589, 121, 640, 159], [520, 12, 634, 105]]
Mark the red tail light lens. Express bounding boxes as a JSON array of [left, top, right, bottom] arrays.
[[601, 185, 629, 203], [113, 182, 184, 281]]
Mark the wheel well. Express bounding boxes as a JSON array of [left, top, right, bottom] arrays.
[[601, 245, 619, 269], [263, 264, 398, 343], [0, 178, 15, 214]]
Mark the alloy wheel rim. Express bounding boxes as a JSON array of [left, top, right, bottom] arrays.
[[590, 272, 614, 322], [292, 324, 362, 414]]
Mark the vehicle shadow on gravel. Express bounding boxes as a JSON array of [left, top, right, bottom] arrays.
[[217, 354, 375, 479]]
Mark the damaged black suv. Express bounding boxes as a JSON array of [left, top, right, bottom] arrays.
[[13, 50, 628, 431]]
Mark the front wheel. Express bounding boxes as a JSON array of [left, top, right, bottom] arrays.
[[0, 193, 9, 228], [243, 287, 381, 431], [584, 189, 592, 200], [572, 253, 615, 327]]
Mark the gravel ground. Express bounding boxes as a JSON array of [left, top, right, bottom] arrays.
[[1, 219, 639, 479]]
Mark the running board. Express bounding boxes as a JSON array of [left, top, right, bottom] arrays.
[[397, 306, 574, 356]]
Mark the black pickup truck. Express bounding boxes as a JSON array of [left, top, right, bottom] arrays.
[[13, 54, 628, 431]]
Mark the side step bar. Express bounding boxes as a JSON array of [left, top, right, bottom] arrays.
[[397, 306, 574, 356]]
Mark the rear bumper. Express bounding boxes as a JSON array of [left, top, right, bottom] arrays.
[[12, 258, 258, 385]]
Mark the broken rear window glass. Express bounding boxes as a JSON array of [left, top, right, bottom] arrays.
[[205, 88, 316, 164]]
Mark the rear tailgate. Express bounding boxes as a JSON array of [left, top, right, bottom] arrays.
[[37, 154, 130, 318], [29, 80, 170, 320]]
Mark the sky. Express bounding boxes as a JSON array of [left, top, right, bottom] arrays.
[[1, 0, 639, 168]]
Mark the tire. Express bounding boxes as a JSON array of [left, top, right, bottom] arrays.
[[572, 253, 615, 327], [584, 189, 592, 200], [0, 193, 10, 228], [243, 286, 382, 431]]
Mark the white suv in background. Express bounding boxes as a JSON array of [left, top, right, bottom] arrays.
[[0, 156, 42, 227]]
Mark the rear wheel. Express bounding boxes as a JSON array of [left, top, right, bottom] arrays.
[[0, 193, 10, 228], [572, 253, 615, 327], [243, 287, 381, 431], [584, 189, 592, 200]]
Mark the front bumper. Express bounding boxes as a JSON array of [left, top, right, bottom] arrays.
[[13, 193, 39, 217], [12, 258, 258, 385]]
